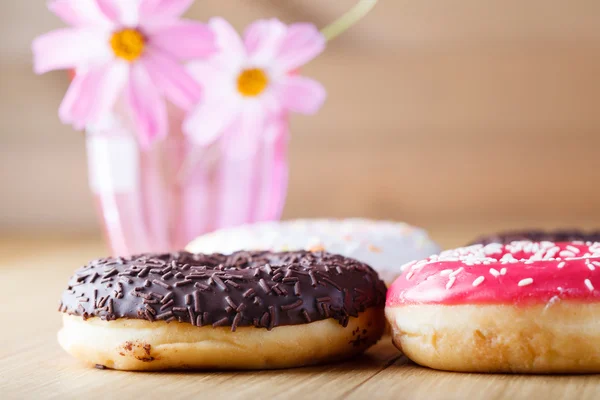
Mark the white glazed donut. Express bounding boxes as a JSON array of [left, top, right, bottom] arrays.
[[186, 219, 440, 284]]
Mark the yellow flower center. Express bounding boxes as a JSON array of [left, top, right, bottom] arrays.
[[237, 68, 269, 97], [110, 28, 145, 62]]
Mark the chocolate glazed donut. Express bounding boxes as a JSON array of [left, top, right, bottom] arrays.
[[469, 229, 600, 245], [58, 251, 387, 370]]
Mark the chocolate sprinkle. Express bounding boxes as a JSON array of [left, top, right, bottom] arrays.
[[160, 299, 174, 311], [160, 292, 174, 304], [225, 279, 241, 289], [212, 317, 229, 327], [309, 271, 318, 287], [260, 311, 269, 327], [194, 282, 210, 291], [144, 304, 156, 315], [156, 311, 173, 320], [272, 272, 284, 282], [212, 275, 228, 291], [258, 279, 270, 294], [194, 290, 201, 313], [301, 309, 311, 322], [59, 251, 386, 330], [152, 279, 171, 289], [268, 306, 276, 330], [145, 310, 155, 322], [188, 307, 195, 324], [225, 296, 237, 309], [280, 299, 303, 311], [231, 312, 242, 332]]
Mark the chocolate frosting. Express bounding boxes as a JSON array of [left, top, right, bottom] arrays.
[[469, 229, 600, 246], [59, 251, 386, 331]]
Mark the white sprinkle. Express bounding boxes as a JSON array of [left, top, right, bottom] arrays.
[[557, 262, 566, 269], [592, 261, 600, 268], [472, 276, 485, 287], [500, 254, 517, 263], [559, 251, 576, 258], [400, 260, 417, 271], [445, 276, 456, 290], [411, 262, 426, 271], [439, 269, 453, 276], [500, 268, 507, 275], [405, 271, 414, 281], [543, 295, 562, 313], [524, 260, 534, 264], [566, 245, 580, 254], [489, 268, 500, 277], [587, 261, 595, 271], [585, 279, 594, 291], [449, 267, 464, 278], [518, 278, 534, 287]]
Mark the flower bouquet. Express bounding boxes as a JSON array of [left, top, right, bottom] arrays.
[[33, 0, 377, 255]]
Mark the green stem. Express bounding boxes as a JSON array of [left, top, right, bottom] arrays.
[[320, 0, 378, 42]]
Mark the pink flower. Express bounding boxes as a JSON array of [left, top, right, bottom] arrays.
[[184, 18, 326, 154], [33, 0, 216, 148]]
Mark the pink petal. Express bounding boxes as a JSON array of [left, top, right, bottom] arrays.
[[208, 17, 245, 70], [48, 0, 114, 27], [139, 0, 193, 20], [141, 49, 202, 111], [276, 76, 326, 114], [275, 23, 325, 72], [95, 0, 120, 22], [243, 18, 287, 65], [95, 0, 142, 25], [147, 21, 216, 60], [186, 60, 228, 91], [127, 63, 168, 149], [183, 96, 239, 146], [32, 28, 111, 74], [59, 61, 128, 129]]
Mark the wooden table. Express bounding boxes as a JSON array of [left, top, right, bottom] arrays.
[[1, 236, 599, 399]]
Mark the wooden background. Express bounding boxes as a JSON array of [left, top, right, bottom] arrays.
[[1, 0, 600, 237]]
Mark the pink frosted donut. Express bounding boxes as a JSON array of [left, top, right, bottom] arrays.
[[386, 241, 600, 373]]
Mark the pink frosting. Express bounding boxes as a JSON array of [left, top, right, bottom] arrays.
[[386, 241, 600, 306]]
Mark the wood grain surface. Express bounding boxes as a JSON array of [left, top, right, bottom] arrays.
[[1, 235, 599, 399]]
